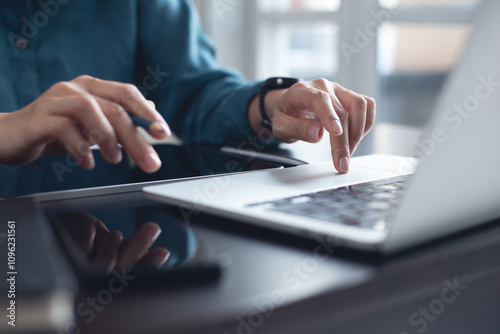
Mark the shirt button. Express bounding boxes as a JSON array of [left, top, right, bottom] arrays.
[[15, 38, 29, 50]]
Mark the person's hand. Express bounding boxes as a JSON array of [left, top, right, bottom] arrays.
[[60, 212, 170, 274], [0, 75, 171, 173], [250, 79, 376, 174]]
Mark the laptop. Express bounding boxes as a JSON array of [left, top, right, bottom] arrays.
[[144, 0, 500, 254]]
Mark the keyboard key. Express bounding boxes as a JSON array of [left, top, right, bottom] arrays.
[[247, 177, 409, 230]]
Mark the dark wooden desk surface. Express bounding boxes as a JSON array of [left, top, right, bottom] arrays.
[[42, 183, 500, 334], [41, 128, 500, 334], [48, 193, 500, 334]]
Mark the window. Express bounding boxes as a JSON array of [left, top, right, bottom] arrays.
[[258, 0, 341, 13], [256, 21, 339, 80], [197, 0, 481, 155]]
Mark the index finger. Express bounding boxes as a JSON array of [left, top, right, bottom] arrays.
[[329, 111, 351, 174], [115, 223, 162, 271], [74, 75, 166, 123], [287, 86, 344, 136]]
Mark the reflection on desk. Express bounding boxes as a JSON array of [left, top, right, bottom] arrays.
[[48, 204, 222, 286]]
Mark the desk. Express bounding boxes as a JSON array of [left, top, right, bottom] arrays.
[[41, 193, 500, 334], [34, 130, 499, 334], [4, 125, 499, 334]]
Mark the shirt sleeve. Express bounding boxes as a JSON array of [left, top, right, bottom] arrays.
[[135, 0, 264, 147]]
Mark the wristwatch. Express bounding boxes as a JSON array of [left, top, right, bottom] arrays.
[[259, 77, 300, 130]]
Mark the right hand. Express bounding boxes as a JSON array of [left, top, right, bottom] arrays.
[[0, 75, 171, 173], [60, 212, 170, 274]]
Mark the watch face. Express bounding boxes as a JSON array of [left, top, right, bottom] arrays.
[[266, 77, 300, 90]]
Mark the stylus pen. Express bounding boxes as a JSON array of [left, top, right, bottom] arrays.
[[221, 146, 308, 166], [129, 113, 167, 135]]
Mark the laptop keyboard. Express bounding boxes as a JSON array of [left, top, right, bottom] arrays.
[[247, 176, 411, 230]]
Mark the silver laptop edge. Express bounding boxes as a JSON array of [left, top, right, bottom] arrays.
[[382, 0, 500, 252], [144, 0, 500, 254]]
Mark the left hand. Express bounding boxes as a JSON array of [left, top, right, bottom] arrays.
[[251, 79, 376, 174]]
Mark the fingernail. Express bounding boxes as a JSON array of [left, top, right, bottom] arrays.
[[308, 125, 320, 142], [83, 151, 95, 169], [331, 120, 343, 135], [159, 122, 171, 137], [154, 249, 171, 269], [339, 156, 350, 174], [138, 226, 162, 242], [144, 150, 162, 172], [110, 146, 123, 164]]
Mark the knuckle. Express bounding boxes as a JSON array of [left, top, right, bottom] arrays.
[[75, 74, 95, 83], [50, 118, 74, 134], [312, 78, 330, 89], [352, 94, 368, 111], [332, 82, 342, 90], [312, 89, 330, 101], [50, 81, 74, 93], [336, 107, 348, 120], [296, 120, 310, 135], [292, 81, 307, 90], [120, 84, 141, 101], [72, 94, 96, 111], [365, 96, 376, 109], [106, 102, 127, 123]]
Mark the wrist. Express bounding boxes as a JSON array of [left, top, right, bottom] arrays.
[[259, 78, 300, 131], [248, 89, 287, 136], [263, 89, 287, 122], [248, 77, 300, 137]]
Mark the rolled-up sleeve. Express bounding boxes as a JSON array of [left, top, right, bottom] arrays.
[[135, 0, 263, 146]]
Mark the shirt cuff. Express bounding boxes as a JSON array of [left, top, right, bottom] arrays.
[[220, 80, 281, 147]]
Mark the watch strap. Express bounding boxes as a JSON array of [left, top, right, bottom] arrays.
[[259, 77, 300, 130]]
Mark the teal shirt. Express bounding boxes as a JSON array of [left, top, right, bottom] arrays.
[[0, 0, 262, 146]]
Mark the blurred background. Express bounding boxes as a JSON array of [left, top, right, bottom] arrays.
[[192, 0, 481, 159]]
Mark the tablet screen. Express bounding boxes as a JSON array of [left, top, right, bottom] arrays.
[[0, 144, 282, 199]]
